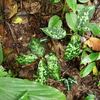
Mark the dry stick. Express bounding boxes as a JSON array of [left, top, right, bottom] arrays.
[[5, 21, 19, 54]]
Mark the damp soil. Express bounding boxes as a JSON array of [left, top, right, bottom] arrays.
[[0, 0, 100, 99]]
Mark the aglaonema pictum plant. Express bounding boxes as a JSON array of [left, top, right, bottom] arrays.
[[0, 41, 66, 100], [65, 1, 100, 77], [47, 0, 100, 77]]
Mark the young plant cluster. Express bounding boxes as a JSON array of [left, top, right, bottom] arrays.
[[47, 0, 100, 78], [0, 0, 100, 99]]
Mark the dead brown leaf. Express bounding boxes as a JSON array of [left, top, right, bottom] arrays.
[[4, 0, 18, 19], [85, 37, 100, 51], [23, 1, 41, 14]]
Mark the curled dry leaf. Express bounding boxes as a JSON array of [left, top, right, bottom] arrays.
[[85, 37, 100, 51], [23, 1, 41, 14], [4, 0, 18, 19], [11, 16, 28, 24]]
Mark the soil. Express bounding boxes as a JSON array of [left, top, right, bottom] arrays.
[[0, 0, 100, 99]]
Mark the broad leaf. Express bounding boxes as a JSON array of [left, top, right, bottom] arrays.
[[78, 0, 89, 3], [48, 15, 62, 28], [36, 59, 48, 84], [80, 62, 96, 77], [16, 53, 38, 65], [0, 77, 66, 100], [65, 12, 77, 32], [50, 0, 60, 4], [45, 53, 61, 80], [81, 53, 100, 65], [29, 38, 45, 57], [77, 5, 95, 32], [77, 5, 95, 20], [66, 0, 77, 12], [85, 94, 95, 100], [89, 23, 100, 36], [64, 34, 81, 60], [0, 43, 3, 64], [41, 27, 66, 39]]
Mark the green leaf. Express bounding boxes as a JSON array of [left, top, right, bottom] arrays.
[[98, 81, 100, 86], [81, 53, 100, 65], [80, 62, 96, 77], [77, 5, 95, 33], [77, 5, 95, 20], [29, 38, 45, 57], [45, 53, 61, 80], [50, 0, 60, 4], [85, 94, 95, 100], [36, 59, 48, 84], [16, 53, 38, 65], [66, 0, 77, 12], [62, 77, 77, 91], [0, 77, 66, 100], [0, 43, 3, 64], [0, 66, 11, 77], [78, 0, 89, 3], [89, 23, 100, 36], [64, 34, 81, 60], [48, 15, 62, 28], [65, 12, 77, 32], [41, 27, 66, 39]]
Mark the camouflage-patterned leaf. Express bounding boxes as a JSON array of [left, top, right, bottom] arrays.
[[36, 59, 48, 84], [29, 38, 45, 57], [45, 53, 61, 80], [64, 34, 81, 60], [41, 27, 66, 39], [16, 53, 38, 65]]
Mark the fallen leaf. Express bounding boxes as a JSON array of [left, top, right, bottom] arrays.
[[93, 66, 98, 76], [23, 1, 41, 14], [85, 37, 100, 51], [4, 0, 18, 19], [11, 16, 28, 24]]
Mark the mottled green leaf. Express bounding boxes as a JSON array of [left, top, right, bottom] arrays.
[[16, 53, 38, 65], [0, 77, 66, 100], [64, 34, 81, 60], [80, 62, 96, 77], [41, 27, 66, 39], [29, 38, 45, 57], [77, 5, 95, 20], [36, 59, 48, 84], [45, 53, 61, 80]]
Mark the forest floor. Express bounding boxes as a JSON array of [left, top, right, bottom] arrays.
[[0, 0, 100, 99]]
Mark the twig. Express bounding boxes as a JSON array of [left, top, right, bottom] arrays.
[[5, 21, 19, 53]]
